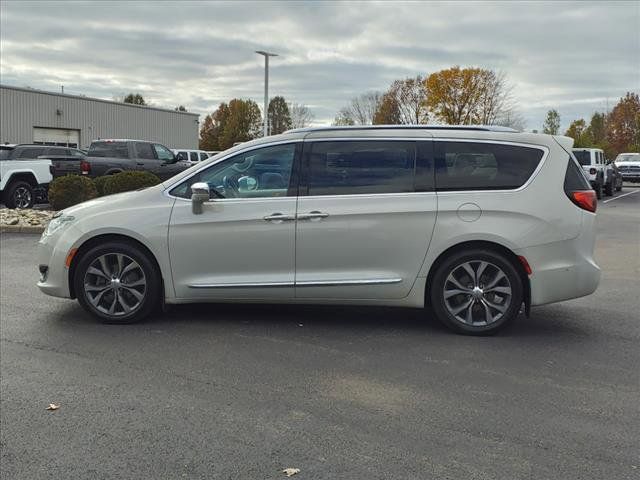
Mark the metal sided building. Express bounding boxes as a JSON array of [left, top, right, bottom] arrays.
[[0, 84, 199, 150]]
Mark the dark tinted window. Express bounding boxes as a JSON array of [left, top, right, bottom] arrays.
[[190, 152, 199, 162], [0, 149, 12, 160], [46, 147, 71, 156], [199, 152, 209, 161], [572, 150, 591, 166], [135, 142, 156, 160], [564, 156, 591, 191], [89, 141, 129, 158], [307, 141, 415, 196], [435, 142, 544, 191], [17, 147, 46, 158]]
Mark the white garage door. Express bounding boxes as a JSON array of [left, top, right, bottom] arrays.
[[33, 127, 80, 148]]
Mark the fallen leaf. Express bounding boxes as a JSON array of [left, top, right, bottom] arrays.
[[46, 403, 60, 411], [282, 467, 300, 477]]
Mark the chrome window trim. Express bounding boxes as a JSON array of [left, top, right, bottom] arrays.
[[188, 278, 402, 289], [165, 137, 549, 199]]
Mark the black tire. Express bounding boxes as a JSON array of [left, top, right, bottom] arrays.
[[4, 181, 34, 209], [429, 249, 524, 335], [595, 182, 603, 200], [74, 241, 160, 324], [604, 180, 614, 196]]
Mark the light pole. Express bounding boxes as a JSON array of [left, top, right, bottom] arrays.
[[256, 50, 278, 137]]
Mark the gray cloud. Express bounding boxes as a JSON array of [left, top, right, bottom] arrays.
[[1, 0, 638, 131]]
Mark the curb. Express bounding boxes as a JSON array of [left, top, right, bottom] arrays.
[[0, 225, 45, 234]]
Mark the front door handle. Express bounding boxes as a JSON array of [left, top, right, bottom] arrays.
[[297, 211, 329, 221], [263, 213, 296, 222]]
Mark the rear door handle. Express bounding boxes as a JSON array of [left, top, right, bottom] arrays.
[[263, 213, 296, 222], [297, 211, 329, 221]]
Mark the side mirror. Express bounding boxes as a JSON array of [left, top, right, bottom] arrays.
[[191, 182, 210, 214]]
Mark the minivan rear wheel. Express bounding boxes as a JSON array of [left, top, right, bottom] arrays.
[[74, 241, 160, 324], [430, 249, 523, 335]]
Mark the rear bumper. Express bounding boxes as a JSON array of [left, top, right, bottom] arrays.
[[514, 212, 600, 306]]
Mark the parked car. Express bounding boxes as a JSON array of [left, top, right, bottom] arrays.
[[571, 148, 615, 198], [1, 147, 53, 208], [82, 139, 192, 181], [0, 144, 85, 177], [37, 126, 600, 335], [173, 149, 210, 165], [615, 152, 640, 183]]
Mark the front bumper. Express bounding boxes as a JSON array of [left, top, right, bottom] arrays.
[[36, 226, 81, 298]]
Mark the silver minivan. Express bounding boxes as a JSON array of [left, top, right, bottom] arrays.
[[37, 126, 600, 334]]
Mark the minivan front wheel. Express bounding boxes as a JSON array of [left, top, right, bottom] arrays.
[[74, 241, 160, 324], [430, 249, 523, 335]]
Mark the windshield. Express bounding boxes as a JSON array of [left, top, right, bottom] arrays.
[[572, 150, 591, 166], [616, 154, 639, 163]]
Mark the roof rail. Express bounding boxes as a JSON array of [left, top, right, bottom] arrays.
[[284, 125, 519, 134]]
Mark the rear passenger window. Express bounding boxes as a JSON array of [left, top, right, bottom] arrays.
[[199, 152, 208, 161], [435, 142, 544, 191], [190, 152, 199, 162], [307, 141, 415, 195], [18, 147, 46, 158]]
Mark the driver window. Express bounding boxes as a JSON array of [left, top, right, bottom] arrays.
[[171, 143, 297, 199], [153, 143, 174, 161]]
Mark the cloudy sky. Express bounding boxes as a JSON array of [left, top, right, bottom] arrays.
[[1, 1, 638, 131]]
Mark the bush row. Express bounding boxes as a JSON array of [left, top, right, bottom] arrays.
[[48, 171, 161, 210]]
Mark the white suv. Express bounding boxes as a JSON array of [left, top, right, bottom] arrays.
[[572, 147, 615, 198], [37, 126, 600, 335]]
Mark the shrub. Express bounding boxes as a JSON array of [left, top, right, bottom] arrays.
[[93, 175, 111, 197], [48, 175, 98, 210], [103, 171, 161, 195]]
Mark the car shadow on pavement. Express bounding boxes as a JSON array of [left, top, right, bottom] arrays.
[[49, 300, 596, 342]]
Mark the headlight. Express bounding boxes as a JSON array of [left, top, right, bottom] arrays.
[[44, 214, 75, 236]]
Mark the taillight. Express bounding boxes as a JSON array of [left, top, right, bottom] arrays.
[[80, 160, 90, 175], [589, 168, 597, 175], [570, 190, 597, 213]]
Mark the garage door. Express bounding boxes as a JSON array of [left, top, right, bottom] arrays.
[[33, 127, 80, 148]]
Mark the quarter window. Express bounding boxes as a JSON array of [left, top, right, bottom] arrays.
[[307, 141, 415, 196], [171, 143, 297, 199], [199, 152, 209, 161], [435, 142, 544, 191]]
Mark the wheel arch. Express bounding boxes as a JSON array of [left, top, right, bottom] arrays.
[[4, 172, 38, 187], [424, 240, 531, 315], [68, 233, 164, 301]]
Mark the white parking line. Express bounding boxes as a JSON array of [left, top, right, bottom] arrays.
[[602, 189, 640, 204]]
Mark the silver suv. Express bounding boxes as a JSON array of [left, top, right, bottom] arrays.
[[37, 126, 600, 335]]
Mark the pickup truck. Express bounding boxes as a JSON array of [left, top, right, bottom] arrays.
[[0, 144, 85, 179], [82, 139, 192, 181], [0, 146, 53, 208]]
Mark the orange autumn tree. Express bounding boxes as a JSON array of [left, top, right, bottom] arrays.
[[424, 66, 511, 125]]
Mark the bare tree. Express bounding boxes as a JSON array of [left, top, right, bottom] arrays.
[[494, 108, 527, 131], [380, 76, 429, 124], [334, 92, 382, 125], [289, 103, 315, 129]]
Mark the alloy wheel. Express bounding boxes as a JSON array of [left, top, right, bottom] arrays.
[[443, 260, 512, 326], [83, 253, 147, 317], [13, 186, 32, 208]]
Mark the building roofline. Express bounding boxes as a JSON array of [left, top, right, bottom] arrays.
[[0, 83, 199, 117], [284, 125, 519, 134]]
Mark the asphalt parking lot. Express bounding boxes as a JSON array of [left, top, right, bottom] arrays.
[[1, 188, 638, 480]]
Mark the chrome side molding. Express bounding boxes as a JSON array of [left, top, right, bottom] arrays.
[[188, 278, 403, 289]]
